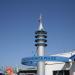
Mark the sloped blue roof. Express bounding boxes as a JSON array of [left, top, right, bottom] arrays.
[[70, 55, 75, 61]]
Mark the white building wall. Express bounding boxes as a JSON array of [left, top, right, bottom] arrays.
[[45, 62, 67, 75], [45, 51, 75, 75]]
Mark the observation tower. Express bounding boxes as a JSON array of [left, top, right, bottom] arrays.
[[35, 15, 47, 75], [21, 15, 70, 75]]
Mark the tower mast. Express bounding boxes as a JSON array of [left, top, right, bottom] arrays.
[[35, 15, 47, 75]]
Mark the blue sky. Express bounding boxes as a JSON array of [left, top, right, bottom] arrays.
[[0, 0, 75, 66]]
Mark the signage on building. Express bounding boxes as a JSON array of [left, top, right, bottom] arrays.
[[22, 56, 69, 66]]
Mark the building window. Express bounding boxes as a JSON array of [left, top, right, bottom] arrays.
[[53, 70, 69, 75], [18, 70, 37, 75]]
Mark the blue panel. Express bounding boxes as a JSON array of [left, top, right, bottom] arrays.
[[21, 56, 69, 66]]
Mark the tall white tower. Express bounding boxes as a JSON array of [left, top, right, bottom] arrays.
[[35, 15, 47, 75]]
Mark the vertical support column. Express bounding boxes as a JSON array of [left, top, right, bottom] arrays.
[[37, 46, 45, 75], [35, 30, 47, 75]]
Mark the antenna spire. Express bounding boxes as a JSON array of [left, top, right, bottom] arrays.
[[38, 14, 44, 31]]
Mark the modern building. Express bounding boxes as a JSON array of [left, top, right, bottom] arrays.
[[19, 16, 75, 75], [45, 51, 75, 75]]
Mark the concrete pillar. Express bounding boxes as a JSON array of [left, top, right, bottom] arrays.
[[37, 46, 45, 75]]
